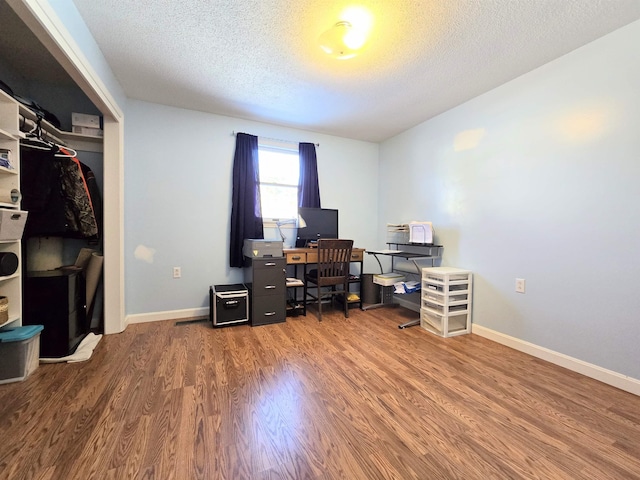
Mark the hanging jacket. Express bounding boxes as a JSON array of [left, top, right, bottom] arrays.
[[20, 145, 67, 237], [81, 162, 102, 245], [58, 147, 98, 239], [20, 144, 100, 240]]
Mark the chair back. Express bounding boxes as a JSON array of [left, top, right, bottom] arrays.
[[315, 239, 354, 286]]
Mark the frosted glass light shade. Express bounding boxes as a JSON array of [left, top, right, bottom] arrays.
[[319, 21, 362, 60]]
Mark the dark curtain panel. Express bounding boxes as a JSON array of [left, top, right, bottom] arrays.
[[298, 142, 321, 208], [229, 133, 263, 268]]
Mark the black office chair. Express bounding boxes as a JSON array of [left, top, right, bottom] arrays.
[[304, 239, 354, 321]]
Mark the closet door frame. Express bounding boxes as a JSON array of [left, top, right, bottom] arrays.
[[9, 0, 125, 334]]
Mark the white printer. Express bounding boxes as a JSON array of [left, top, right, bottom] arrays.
[[242, 239, 284, 258]]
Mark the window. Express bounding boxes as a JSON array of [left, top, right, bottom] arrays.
[[258, 145, 299, 220]]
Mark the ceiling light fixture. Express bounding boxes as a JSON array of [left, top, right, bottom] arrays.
[[319, 21, 366, 60]]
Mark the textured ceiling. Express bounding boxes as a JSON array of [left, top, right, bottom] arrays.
[[34, 1, 640, 141]]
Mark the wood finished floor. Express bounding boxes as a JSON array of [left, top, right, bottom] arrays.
[[1, 307, 640, 480]]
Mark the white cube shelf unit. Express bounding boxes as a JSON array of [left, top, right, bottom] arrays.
[[0, 89, 23, 329], [420, 267, 472, 337]]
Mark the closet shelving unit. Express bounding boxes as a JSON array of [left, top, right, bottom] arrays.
[[0, 89, 24, 328], [18, 101, 103, 153], [0, 88, 103, 330]]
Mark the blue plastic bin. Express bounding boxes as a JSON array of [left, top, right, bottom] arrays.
[[0, 325, 44, 384]]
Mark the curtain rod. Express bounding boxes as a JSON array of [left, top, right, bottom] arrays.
[[232, 131, 319, 147]]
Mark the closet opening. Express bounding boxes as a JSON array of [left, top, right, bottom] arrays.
[[1, 0, 124, 340]]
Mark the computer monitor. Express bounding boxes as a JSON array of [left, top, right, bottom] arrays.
[[296, 207, 338, 247]]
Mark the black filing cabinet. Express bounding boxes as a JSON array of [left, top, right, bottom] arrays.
[[23, 269, 87, 357], [244, 257, 286, 326]]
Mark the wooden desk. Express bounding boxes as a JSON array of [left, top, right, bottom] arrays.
[[283, 247, 365, 311], [283, 247, 365, 265]]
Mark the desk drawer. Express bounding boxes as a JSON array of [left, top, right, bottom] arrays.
[[285, 248, 364, 265], [304, 250, 362, 264], [306, 251, 318, 264], [286, 252, 306, 264]]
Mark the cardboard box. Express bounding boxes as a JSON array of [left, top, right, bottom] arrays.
[[0, 325, 43, 384], [72, 126, 103, 137], [0, 209, 27, 240], [71, 112, 101, 128]]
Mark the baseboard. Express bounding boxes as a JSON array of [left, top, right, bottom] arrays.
[[472, 324, 640, 397], [126, 307, 209, 325]]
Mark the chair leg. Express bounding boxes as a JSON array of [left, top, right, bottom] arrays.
[[318, 286, 322, 322], [344, 282, 349, 318], [302, 289, 306, 316], [303, 281, 308, 317]]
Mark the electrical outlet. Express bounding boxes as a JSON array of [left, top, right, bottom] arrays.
[[515, 278, 525, 293], [173, 267, 181, 278]]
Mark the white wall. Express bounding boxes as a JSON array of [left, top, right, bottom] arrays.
[[124, 99, 379, 318], [379, 21, 640, 381]]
